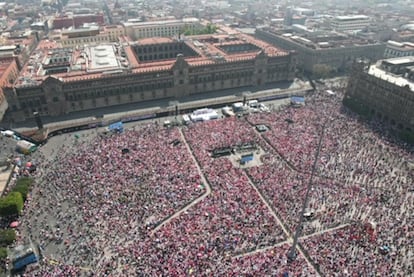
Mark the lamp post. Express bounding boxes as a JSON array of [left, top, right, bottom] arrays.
[[287, 121, 326, 261]]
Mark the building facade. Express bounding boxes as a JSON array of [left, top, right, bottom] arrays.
[[344, 57, 414, 134], [0, 57, 19, 121], [330, 15, 371, 32], [256, 28, 385, 74], [3, 32, 297, 122], [52, 14, 105, 29], [383, 40, 414, 58], [122, 18, 201, 40]]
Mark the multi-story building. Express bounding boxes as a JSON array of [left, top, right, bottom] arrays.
[[52, 13, 105, 29], [58, 25, 125, 48], [330, 15, 371, 32], [0, 33, 38, 69], [122, 18, 201, 40], [256, 28, 385, 74], [0, 57, 19, 121], [384, 40, 414, 58], [103, 25, 125, 42], [3, 30, 297, 122], [345, 57, 414, 134]]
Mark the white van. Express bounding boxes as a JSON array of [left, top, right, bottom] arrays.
[[163, 120, 172, 127], [232, 102, 245, 112], [182, 114, 191, 125], [248, 100, 259, 108], [248, 100, 260, 113], [222, 106, 235, 117]]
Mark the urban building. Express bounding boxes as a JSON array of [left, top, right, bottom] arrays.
[[3, 30, 297, 122], [0, 57, 19, 121], [122, 18, 201, 40], [330, 15, 371, 32], [384, 40, 414, 58], [52, 13, 105, 29], [104, 25, 126, 42], [391, 25, 414, 43], [255, 28, 385, 74], [57, 25, 125, 48], [345, 57, 414, 134], [0, 33, 38, 69]]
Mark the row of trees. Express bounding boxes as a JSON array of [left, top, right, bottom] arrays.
[[182, 23, 217, 36], [0, 177, 33, 217], [0, 177, 34, 261]]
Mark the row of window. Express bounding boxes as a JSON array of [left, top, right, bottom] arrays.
[[135, 44, 183, 53], [189, 70, 254, 83], [139, 52, 183, 61], [61, 36, 109, 46], [384, 49, 414, 58], [70, 90, 167, 110], [138, 26, 183, 32], [19, 96, 47, 109], [66, 82, 173, 101], [64, 66, 268, 90], [23, 106, 48, 117]]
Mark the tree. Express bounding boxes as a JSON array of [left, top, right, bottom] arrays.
[[0, 247, 7, 260], [181, 24, 217, 36], [12, 177, 34, 202], [0, 229, 16, 246], [0, 192, 24, 217], [15, 177, 33, 187]]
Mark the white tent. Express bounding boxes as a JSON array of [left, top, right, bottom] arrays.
[[16, 140, 37, 154]]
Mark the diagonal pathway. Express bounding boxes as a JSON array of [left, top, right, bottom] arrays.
[[232, 240, 289, 259], [150, 128, 212, 234], [298, 223, 350, 240], [241, 172, 320, 276], [244, 174, 292, 240]]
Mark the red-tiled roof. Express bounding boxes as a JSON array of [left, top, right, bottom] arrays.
[[15, 29, 290, 87]]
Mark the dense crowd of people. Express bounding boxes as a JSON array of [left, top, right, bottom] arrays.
[[246, 83, 413, 275], [11, 79, 414, 276]]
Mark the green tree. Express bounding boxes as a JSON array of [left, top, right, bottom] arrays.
[[181, 24, 217, 36], [15, 177, 34, 187], [0, 192, 24, 217], [0, 229, 16, 246], [0, 247, 7, 260], [12, 177, 34, 202]]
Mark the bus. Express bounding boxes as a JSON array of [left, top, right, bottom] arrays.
[[11, 246, 38, 271]]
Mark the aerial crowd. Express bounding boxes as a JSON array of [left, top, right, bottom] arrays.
[[13, 80, 414, 276]]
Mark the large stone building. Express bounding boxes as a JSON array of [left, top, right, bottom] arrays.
[[383, 40, 414, 58], [122, 18, 201, 40], [345, 57, 414, 134], [56, 25, 125, 48], [255, 28, 385, 74], [3, 30, 297, 122]]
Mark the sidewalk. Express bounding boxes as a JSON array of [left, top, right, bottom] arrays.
[[0, 166, 13, 196]]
